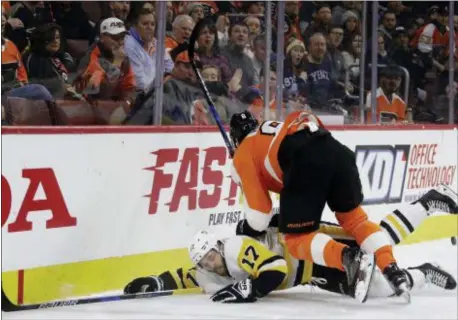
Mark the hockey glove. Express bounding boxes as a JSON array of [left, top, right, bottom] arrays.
[[210, 278, 257, 303], [123, 276, 164, 294], [236, 219, 266, 238]]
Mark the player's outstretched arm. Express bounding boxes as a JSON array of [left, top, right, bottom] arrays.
[[124, 267, 200, 294]]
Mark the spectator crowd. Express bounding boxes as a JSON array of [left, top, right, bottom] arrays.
[[1, 1, 457, 126]]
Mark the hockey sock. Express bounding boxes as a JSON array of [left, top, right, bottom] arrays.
[[284, 232, 347, 271], [379, 203, 428, 245], [336, 206, 396, 271]]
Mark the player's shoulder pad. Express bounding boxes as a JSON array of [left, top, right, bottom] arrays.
[[222, 235, 245, 261], [224, 235, 268, 260]]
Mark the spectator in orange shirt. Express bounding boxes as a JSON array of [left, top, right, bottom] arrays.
[[74, 17, 137, 107], [2, 4, 54, 124], [365, 65, 406, 123], [165, 15, 194, 52]]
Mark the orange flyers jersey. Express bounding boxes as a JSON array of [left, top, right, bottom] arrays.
[[231, 111, 324, 232]]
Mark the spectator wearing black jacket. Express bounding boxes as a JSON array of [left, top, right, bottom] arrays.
[[22, 23, 76, 98]]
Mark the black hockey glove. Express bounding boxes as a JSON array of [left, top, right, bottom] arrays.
[[236, 219, 266, 238], [210, 278, 257, 303], [123, 276, 164, 294]]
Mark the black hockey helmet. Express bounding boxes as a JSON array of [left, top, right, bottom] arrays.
[[229, 111, 259, 148]]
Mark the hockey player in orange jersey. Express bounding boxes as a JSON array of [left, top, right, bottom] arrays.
[[229, 110, 415, 299]]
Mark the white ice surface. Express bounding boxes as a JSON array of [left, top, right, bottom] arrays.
[[3, 239, 457, 319]]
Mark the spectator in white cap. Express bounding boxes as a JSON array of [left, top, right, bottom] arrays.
[[125, 8, 174, 92], [74, 17, 137, 114], [89, 1, 131, 45]]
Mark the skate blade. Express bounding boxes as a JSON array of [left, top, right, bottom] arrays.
[[354, 253, 376, 304], [398, 283, 411, 304]]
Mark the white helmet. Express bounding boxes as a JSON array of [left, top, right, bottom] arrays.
[[188, 230, 220, 265]]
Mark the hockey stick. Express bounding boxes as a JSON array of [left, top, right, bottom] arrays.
[[187, 20, 235, 158], [1, 286, 201, 312]]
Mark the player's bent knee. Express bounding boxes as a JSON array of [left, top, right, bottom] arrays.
[[335, 206, 368, 231], [284, 233, 314, 261]]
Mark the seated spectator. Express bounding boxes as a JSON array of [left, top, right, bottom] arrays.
[[2, 6, 27, 90], [195, 18, 233, 84], [303, 4, 332, 45], [341, 33, 362, 81], [245, 15, 261, 37], [249, 63, 303, 121], [165, 15, 194, 52], [125, 8, 174, 92], [367, 34, 393, 67], [186, 3, 204, 24], [176, 1, 219, 17], [2, 6, 55, 125], [165, 1, 175, 32], [51, 2, 94, 62], [283, 38, 308, 99], [284, 1, 303, 43], [215, 13, 230, 47], [341, 10, 360, 49], [163, 51, 239, 125], [386, 1, 413, 27], [407, 17, 425, 40], [22, 23, 76, 98], [241, 2, 264, 15], [365, 65, 406, 123], [327, 25, 346, 87], [89, 1, 131, 45], [391, 26, 421, 88], [244, 15, 262, 48], [7, 1, 54, 52], [74, 18, 137, 107], [332, 1, 359, 27], [251, 33, 277, 78], [126, 1, 155, 26], [410, 5, 448, 54], [162, 51, 200, 124], [201, 65, 229, 97], [303, 32, 339, 111], [378, 11, 397, 52], [221, 22, 259, 102]]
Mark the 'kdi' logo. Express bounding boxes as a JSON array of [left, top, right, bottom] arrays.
[[355, 145, 411, 205]]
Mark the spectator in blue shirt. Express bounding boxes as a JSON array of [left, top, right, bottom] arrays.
[[124, 8, 174, 92]]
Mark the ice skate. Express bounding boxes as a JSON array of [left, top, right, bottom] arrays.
[[408, 263, 457, 290], [342, 247, 376, 303], [414, 184, 458, 215], [383, 263, 411, 303]]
